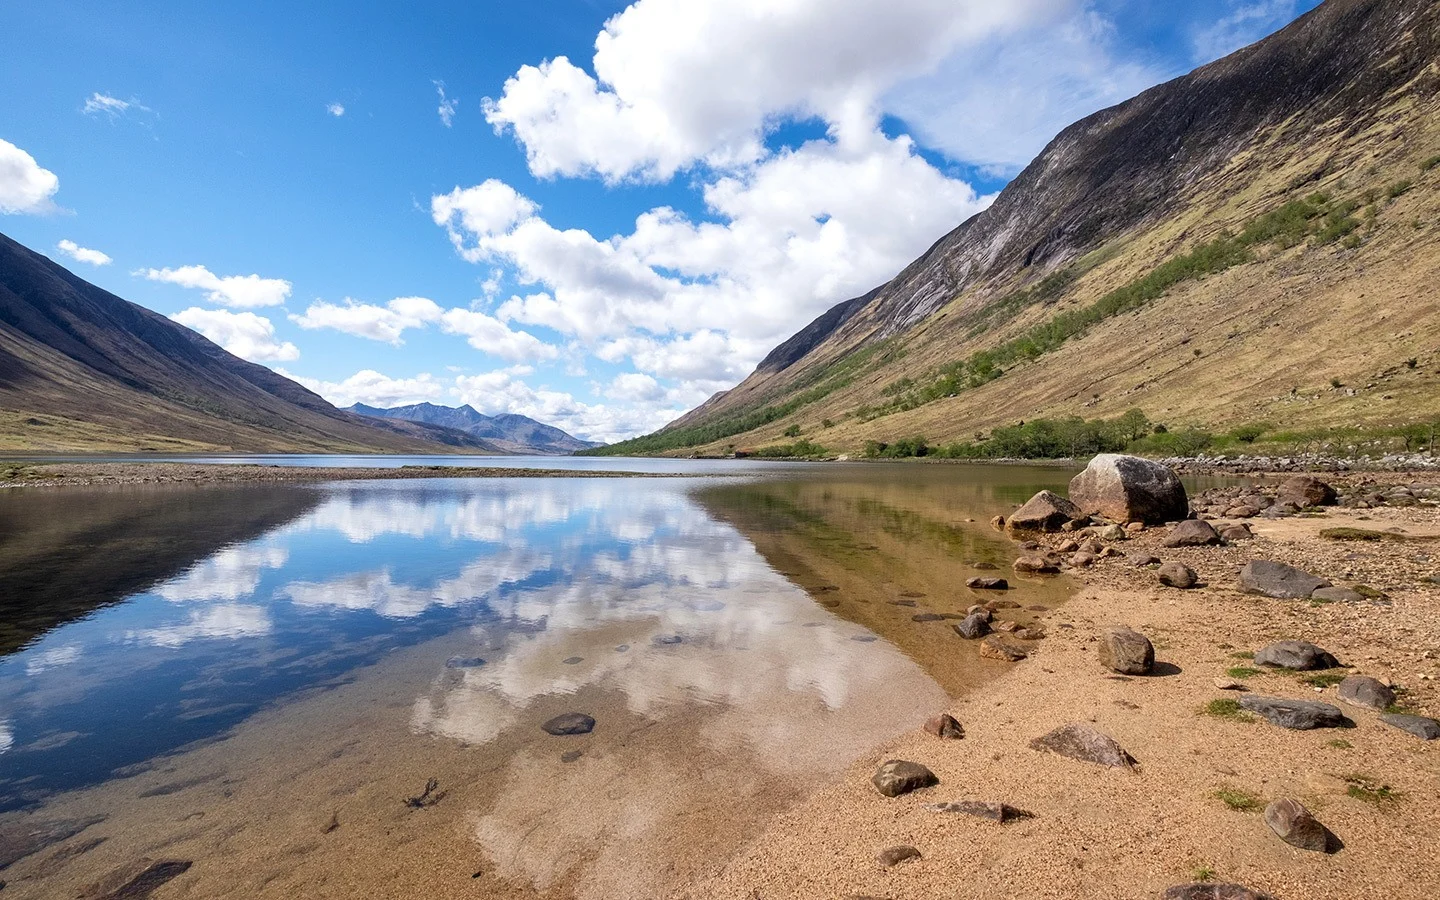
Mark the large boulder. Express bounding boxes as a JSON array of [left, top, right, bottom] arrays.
[[1264, 798, 1331, 852], [1254, 640, 1340, 671], [1028, 723, 1135, 768], [1238, 561, 1331, 598], [1098, 627, 1154, 675], [1276, 475, 1338, 508], [1380, 713, 1440, 740], [1068, 454, 1189, 525], [1163, 519, 1222, 547], [1239, 696, 1347, 730], [1006, 490, 1083, 534], [1336, 675, 1395, 710]]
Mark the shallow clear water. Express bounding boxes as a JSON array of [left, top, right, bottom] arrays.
[[0, 465, 1091, 897], [0, 452, 826, 474]]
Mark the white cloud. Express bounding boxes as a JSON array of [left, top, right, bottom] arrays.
[[483, 0, 1070, 182], [1191, 0, 1303, 63], [141, 264, 292, 308], [132, 604, 272, 647], [293, 296, 443, 344], [155, 545, 289, 603], [0, 138, 60, 215], [171, 307, 300, 362], [327, 102, 346, 117], [438, 308, 559, 363], [81, 92, 153, 120], [453, 368, 684, 444], [432, 180, 539, 260], [278, 368, 445, 408], [436, 80, 458, 127], [56, 239, 112, 266]]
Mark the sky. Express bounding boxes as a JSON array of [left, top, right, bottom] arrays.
[[0, 0, 1323, 443]]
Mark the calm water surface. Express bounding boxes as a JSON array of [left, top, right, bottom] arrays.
[[0, 464, 1095, 898]]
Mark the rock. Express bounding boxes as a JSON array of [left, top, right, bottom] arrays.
[[560, 750, 584, 763], [988, 599, 1021, 609], [1096, 524, 1128, 541], [651, 634, 684, 645], [978, 635, 1028, 661], [1311, 586, 1364, 603], [541, 713, 596, 736], [1158, 561, 1198, 589], [1238, 561, 1332, 599], [877, 845, 921, 867], [965, 604, 993, 620], [1254, 640, 1340, 671], [445, 656, 486, 668], [1013, 555, 1060, 574], [1276, 475, 1338, 508], [871, 760, 937, 797], [81, 858, 193, 900], [1162, 884, 1275, 900], [925, 800, 1030, 823], [1057, 539, 1081, 553], [1239, 696, 1347, 729], [1213, 677, 1245, 690], [1163, 519, 1222, 547], [1098, 627, 1154, 675], [1069, 551, 1098, 568], [990, 515, 1006, 531], [1014, 626, 1045, 641], [994, 620, 1020, 632], [1028, 723, 1135, 768], [1219, 524, 1254, 542], [924, 714, 965, 740], [1069, 454, 1189, 525], [1125, 521, 1146, 533], [1099, 546, 1124, 558], [1006, 490, 1083, 534], [1224, 505, 1260, 518], [1336, 675, 1395, 710], [966, 576, 1009, 590], [1379, 713, 1440, 739], [1130, 553, 1162, 567], [1264, 798, 1331, 852], [562, 656, 584, 665], [953, 613, 991, 639]]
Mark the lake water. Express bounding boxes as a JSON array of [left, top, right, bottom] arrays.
[[0, 464, 1082, 898]]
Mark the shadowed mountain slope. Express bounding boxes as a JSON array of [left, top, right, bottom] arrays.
[[0, 233, 496, 453], [599, 0, 1440, 456]]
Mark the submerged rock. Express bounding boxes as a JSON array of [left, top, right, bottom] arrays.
[[954, 613, 991, 639], [445, 656, 486, 669], [1028, 723, 1135, 768], [541, 713, 596, 736], [978, 635, 1028, 661], [966, 576, 1009, 590], [1068, 454, 1188, 524], [81, 858, 193, 900], [1013, 555, 1060, 574], [1006, 490, 1083, 534], [1239, 696, 1346, 730], [1238, 561, 1331, 598], [871, 760, 937, 797]]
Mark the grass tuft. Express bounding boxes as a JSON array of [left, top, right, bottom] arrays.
[[1226, 666, 1261, 679], [1215, 787, 1263, 811], [1344, 774, 1401, 804], [1202, 698, 1253, 721]]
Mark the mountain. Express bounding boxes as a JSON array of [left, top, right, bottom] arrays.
[[348, 402, 602, 455], [599, 0, 1440, 456], [0, 232, 500, 453]]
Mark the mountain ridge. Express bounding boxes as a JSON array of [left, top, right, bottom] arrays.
[[600, 0, 1440, 456], [348, 402, 601, 455]]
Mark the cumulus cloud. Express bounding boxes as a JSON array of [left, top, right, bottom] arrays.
[[438, 308, 559, 363], [327, 102, 346, 117], [278, 368, 445, 408], [56, 239, 112, 266], [453, 368, 687, 443], [171, 307, 300, 362], [0, 138, 61, 215], [435, 80, 458, 127], [141, 264, 292, 308], [293, 296, 443, 344]]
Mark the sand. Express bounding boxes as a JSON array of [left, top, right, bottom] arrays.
[[0, 462, 690, 489]]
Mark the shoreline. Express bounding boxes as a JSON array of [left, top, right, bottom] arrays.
[[0, 462, 709, 489], [695, 475, 1440, 899]]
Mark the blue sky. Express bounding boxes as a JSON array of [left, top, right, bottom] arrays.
[[0, 0, 1321, 442]]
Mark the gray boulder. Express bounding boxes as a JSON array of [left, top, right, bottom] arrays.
[[872, 760, 938, 797], [1238, 561, 1332, 598], [1218, 523, 1254, 542], [1158, 561, 1198, 589], [1028, 723, 1135, 768], [1336, 675, 1395, 710], [966, 576, 1009, 590], [1006, 490, 1083, 534], [1163, 886, 1275, 900], [1264, 798, 1331, 852], [1164, 519, 1223, 547], [1254, 640, 1340, 671], [1068, 454, 1189, 525], [1013, 555, 1060, 574], [1239, 696, 1347, 729], [1380, 713, 1440, 740], [953, 613, 991, 639], [1098, 627, 1154, 675]]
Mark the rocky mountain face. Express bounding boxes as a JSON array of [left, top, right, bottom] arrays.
[[349, 402, 600, 454], [622, 0, 1440, 455], [0, 233, 493, 453]]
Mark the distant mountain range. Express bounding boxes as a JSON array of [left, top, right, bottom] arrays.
[[348, 402, 601, 455], [0, 232, 496, 453]]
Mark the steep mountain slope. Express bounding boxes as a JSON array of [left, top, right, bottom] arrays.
[[0, 233, 497, 453], [609, 0, 1440, 456], [349, 402, 601, 454]]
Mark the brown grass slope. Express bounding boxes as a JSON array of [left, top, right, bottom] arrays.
[[0, 232, 498, 453], [659, 0, 1440, 455]]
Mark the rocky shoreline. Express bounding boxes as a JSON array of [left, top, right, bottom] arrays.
[[696, 457, 1440, 899]]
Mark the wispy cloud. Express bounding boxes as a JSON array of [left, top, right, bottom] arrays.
[[81, 92, 154, 122], [435, 81, 458, 127], [327, 102, 346, 117], [1191, 0, 1304, 64], [57, 239, 112, 266]]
